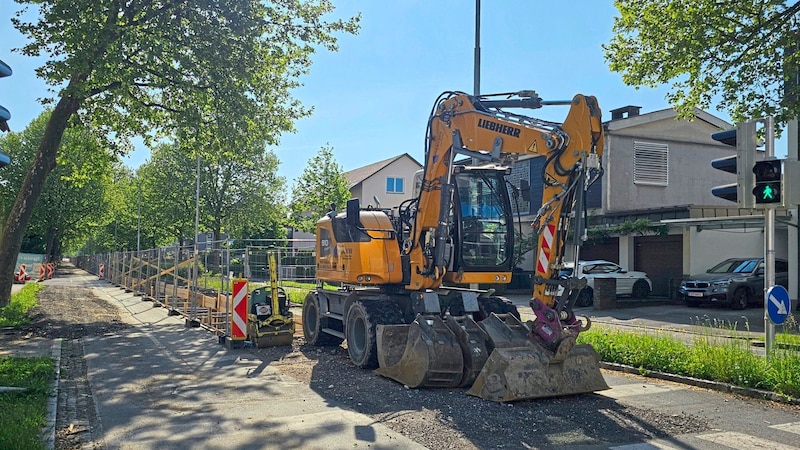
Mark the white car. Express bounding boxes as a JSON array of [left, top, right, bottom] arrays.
[[558, 260, 652, 307]]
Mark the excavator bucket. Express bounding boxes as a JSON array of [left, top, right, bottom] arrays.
[[375, 315, 465, 388], [467, 314, 608, 402]]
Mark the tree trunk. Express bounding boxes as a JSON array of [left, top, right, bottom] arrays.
[[0, 94, 80, 307]]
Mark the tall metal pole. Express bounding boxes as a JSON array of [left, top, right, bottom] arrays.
[[191, 152, 201, 326], [137, 180, 141, 253], [473, 0, 481, 96], [764, 116, 776, 356]]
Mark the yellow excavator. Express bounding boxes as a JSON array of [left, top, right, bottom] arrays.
[[302, 90, 608, 401]]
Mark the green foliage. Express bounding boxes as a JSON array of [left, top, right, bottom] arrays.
[[586, 219, 667, 244], [290, 145, 351, 233], [579, 326, 800, 398], [0, 283, 44, 327], [605, 0, 800, 124], [0, 356, 55, 450]]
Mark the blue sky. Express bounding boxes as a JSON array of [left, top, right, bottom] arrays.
[[1, 1, 746, 185]]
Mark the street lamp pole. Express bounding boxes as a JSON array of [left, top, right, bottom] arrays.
[[473, 0, 480, 97]]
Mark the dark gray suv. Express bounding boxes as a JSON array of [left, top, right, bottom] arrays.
[[679, 257, 789, 309]]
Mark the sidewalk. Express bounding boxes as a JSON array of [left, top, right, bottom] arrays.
[[46, 270, 426, 449]]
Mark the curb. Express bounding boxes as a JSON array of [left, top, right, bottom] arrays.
[[41, 338, 62, 450], [600, 361, 800, 406]]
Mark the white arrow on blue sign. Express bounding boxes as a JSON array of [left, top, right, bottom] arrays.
[[766, 285, 792, 325]]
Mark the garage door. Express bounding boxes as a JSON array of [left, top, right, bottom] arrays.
[[634, 235, 683, 297], [580, 238, 619, 263]]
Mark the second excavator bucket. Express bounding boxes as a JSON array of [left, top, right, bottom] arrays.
[[375, 315, 465, 388], [466, 314, 609, 401]]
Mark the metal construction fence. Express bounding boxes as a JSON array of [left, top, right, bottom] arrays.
[[74, 239, 316, 337]]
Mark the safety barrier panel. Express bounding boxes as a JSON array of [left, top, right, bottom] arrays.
[[74, 240, 314, 338]]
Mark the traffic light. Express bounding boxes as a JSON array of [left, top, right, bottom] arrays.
[[710, 120, 757, 208], [752, 159, 783, 205], [0, 59, 10, 132]]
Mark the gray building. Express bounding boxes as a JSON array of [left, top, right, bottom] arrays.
[[513, 105, 792, 297]]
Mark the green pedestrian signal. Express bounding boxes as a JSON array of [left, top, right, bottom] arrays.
[[752, 159, 783, 206]]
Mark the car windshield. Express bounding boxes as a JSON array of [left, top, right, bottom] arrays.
[[708, 259, 759, 274]]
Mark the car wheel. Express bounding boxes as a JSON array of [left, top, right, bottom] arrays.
[[632, 279, 651, 299], [576, 289, 593, 307], [730, 287, 750, 310]]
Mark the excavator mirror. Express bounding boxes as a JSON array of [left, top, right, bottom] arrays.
[[520, 179, 531, 203], [346, 198, 360, 227]]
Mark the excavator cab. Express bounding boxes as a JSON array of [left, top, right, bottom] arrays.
[[452, 166, 513, 272]]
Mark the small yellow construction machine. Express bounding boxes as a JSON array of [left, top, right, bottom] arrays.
[[246, 251, 294, 347], [303, 90, 609, 401]]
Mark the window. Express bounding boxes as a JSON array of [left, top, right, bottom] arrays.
[[386, 177, 404, 193], [633, 141, 669, 186]]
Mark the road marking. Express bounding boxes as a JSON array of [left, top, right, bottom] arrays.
[[598, 382, 685, 399], [696, 431, 799, 449], [771, 421, 800, 435]]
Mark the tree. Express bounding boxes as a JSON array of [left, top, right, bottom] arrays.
[[0, 1, 360, 306], [604, 0, 800, 124], [201, 149, 288, 242], [290, 145, 350, 232], [137, 143, 198, 247], [0, 111, 112, 260]]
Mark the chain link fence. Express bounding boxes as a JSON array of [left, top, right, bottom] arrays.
[[74, 239, 315, 337]]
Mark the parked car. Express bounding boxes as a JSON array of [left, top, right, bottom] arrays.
[[679, 257, 789, 310], [558, 260, 652, 307]]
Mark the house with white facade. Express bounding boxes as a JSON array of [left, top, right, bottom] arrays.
[[343, 153, 422, 210]]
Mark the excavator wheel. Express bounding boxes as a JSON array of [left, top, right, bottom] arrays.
[[302, 292, 343, 346], [474, 297, 520, 322], [345, 299, 403, 369]]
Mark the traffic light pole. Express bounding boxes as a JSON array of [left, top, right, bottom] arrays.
[[764, 117, 776, 356]]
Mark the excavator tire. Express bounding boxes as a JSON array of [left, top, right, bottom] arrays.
[[302, 292, 343, 346], [474, 297, 521, 322], [345, 299, 403, 369]]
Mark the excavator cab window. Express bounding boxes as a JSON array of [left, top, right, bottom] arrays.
[[453, 169, 513, 271]]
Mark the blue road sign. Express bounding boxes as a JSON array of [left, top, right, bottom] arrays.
[[766, 285, 792, 325]]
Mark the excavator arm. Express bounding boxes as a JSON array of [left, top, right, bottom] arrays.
[[406, 91, 604, 317]]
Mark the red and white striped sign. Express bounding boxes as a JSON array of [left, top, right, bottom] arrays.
[[536, 224, 556, 275], [231, 279, 248, 340], [98, 263, 105, 280]]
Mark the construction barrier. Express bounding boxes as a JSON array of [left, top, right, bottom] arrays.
[[38, 264, 46, 282], [98, 263, 105, 280], [74, 240, 314, 337], [47, 263, 54, 279], [231, 279, 248, 341], [13, 264, 28, 284]]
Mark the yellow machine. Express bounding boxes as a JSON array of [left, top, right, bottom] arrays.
[[303, 90, 608, 401], [247, 251, 295, 347]]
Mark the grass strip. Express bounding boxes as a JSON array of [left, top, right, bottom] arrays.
[[0, 356, 54, 450], [0, 283, 44, 327], [579, 326, 800, 398]]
